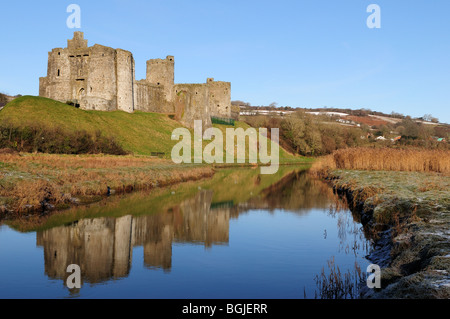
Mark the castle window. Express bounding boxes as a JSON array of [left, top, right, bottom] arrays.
[[58, 52, 61, 56], [157, 82, 160, 85], [57, 69, 60, 77]]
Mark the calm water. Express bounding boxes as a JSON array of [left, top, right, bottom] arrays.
[[0, 167, 371, 299]]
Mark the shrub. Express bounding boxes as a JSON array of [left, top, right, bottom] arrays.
[[0, 121, 127, 155]]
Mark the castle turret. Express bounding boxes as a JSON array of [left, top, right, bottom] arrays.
[[67, 31, 88, 50], [146, 56, 175, 101]]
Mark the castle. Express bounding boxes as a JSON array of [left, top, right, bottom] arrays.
[[39, 32, 231, 128]]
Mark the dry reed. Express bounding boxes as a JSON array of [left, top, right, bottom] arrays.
[[0, 153, 214, 214], [310, 148, 450, 177]]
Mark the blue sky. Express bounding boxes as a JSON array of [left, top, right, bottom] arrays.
[[1, 0, 449, 123]]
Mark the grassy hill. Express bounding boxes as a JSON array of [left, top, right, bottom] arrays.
[[0, 96, 305, 162], [0, 96, 181, 155]]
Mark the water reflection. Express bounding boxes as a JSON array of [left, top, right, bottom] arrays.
[[37, 189, 229, 283], [36, 169, 342, 285], [0, 168, 372, 298]]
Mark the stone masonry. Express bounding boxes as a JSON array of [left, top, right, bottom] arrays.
[[39, 32, 231, 128]]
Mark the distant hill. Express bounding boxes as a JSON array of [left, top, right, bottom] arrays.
[[239, 104, 448, 127]]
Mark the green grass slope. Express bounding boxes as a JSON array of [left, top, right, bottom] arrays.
[[0, 96, 181, 155], [0, 96, 310, 162]]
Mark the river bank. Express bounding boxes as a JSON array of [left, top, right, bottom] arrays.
[[0, 152, 312, 218], [0, 153, 215, 217], [328, 170, 450, 298]]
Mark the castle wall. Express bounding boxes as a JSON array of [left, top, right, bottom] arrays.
[[83, 45, 117, 111], [134, 80, 173, 113], [116, 49, 135, 113], [207, 78, 232, 119], [39, 48, 72, 102], [174, 83, 212, 129]]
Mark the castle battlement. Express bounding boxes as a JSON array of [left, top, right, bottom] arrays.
[[39, 32, 231, 129]]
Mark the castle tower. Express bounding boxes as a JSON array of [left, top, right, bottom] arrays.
[[67, 31, 88, 50], [207, 78, 231, 119], [146, 56, 175, 101]]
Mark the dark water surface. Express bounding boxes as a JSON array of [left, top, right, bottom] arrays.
[[0, 167, 372, 298]]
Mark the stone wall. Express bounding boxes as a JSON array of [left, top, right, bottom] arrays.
[[84, 45, 117, 111], [116, 49, 135, 113], [134, 80, 173, 113], [207, 78, 232, 119], [173, 83, 212, 129]]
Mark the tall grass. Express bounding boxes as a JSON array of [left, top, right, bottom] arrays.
[[311, 147, 450, 177], [0, 153, 214, 214], [313, 257, 366, 299]]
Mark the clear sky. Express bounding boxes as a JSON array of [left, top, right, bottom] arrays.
[[1, 0, 449, 123]]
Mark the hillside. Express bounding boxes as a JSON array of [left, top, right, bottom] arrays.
[[0, 96, 300, 161], [238, 104, 448, 127], [0, 96, 188, 155]]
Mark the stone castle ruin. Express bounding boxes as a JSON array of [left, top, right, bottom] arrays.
[[39, 32, 231, 128]]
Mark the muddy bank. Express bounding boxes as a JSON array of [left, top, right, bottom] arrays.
[[330, 172, 450, 299]]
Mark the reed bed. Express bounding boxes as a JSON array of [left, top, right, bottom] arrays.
[[311, 148, 450, 177], [0, 153, 214, 214]]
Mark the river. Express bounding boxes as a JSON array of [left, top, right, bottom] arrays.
[[0, 166, 372, 299]]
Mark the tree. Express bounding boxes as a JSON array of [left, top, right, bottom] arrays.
[[400, 118, 419, 139], [231, 100, 250, 107], [0, 93, 8, 107], [269, 102, 278, 108]]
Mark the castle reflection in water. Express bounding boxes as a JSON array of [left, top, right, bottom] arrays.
[[36, 170, 336, 285], [37, 190, 232, 283]]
